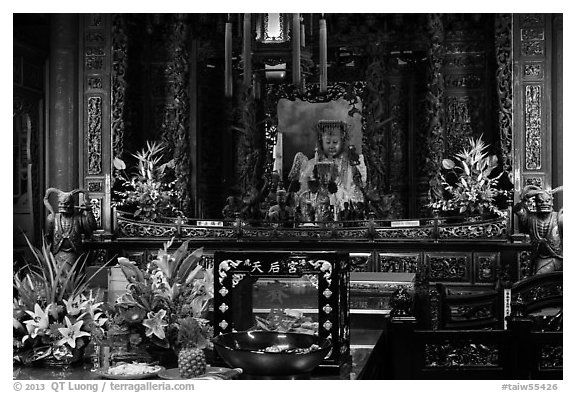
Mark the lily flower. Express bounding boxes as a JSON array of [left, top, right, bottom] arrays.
[[23, 303, 51, 340], [153, 250, 174, 282], [62, 296, 90, 317], [56, 316, 90, 348], [143, 309, 168, 339]]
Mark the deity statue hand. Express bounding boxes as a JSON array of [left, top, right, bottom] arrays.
[[44, 188, 97, 272], [348, 145, 360, 166], [513, 185, 563, 275]]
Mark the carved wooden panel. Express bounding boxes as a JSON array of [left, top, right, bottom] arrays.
[[520, 14, 545, 57], [378, 253, 420, 273], [89, 197, 103, 228], [426, 252, 471, 283], [87, 179, 103, 192], [523, 62, 544, 79], [518, 250, 532, 280], [425, 340, 499, 367], [539, 345, 563, 369], [524, 84, 542, 170], [524, 176, 544, 189], [87, 96, 103, 175], [474, 252, 499, 284], [92, 249, 109, 267], [349, 252, 372, 272]]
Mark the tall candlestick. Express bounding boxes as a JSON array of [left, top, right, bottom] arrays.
[[292, 13, 301, 87], [319, 17, 327, 92], [243, 13, 252, 86], [225, 21, 233, 97], [273, 132, 283, 179]]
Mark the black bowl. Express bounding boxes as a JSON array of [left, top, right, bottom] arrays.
[[212, 331, 332, 377]]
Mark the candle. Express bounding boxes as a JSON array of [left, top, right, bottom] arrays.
[[301, 18, 305, 47], [319, 17, 327, 92], [243, 13, 252, 86], [292, 13, 301, 87], [225, 21, 233, 97], [273, 132, 283, 179]]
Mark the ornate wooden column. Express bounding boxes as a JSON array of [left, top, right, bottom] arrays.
[[495, 14, 513, 176], [512, 14, 556, 201], [79, 14, 113, 235], [511, 14, 561, 277], [160, 14, 192, 215], [48, 14, 79, 193], [422, 14, 446, 210]]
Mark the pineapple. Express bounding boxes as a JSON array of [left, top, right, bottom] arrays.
[[178, 347, 207, 378], [176, 317, 212, 378]]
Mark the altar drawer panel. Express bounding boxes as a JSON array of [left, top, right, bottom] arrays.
[[377, 252, 421, 273], [425, 252, 471, 283], [473, 252, 500, 285]]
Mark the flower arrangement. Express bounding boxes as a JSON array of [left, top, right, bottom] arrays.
[[113, 141, 183, 221], [429, 136, 506, 217], [110, 239, 213, 361], [13, 237, 109, 366]]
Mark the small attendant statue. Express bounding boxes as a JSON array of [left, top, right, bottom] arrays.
[[297, 175, 331, 223], [513, 185, 563, 275], [266, 188, 295, 225], [221, 195, 241, 219], [44, 188, 97, 272]]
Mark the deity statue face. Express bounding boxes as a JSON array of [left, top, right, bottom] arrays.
[[276, 191, 287, 206], [535, 192, 553, 213], [57, 193, 75, 215], [321, 129, 344, 159]]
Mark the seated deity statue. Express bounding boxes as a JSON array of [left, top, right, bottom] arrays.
[[288, 120, 367, 222]]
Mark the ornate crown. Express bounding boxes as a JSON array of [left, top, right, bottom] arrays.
[[316, 120, 350, 144]]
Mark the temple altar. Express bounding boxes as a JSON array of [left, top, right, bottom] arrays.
[[13, 13, 562, 381]]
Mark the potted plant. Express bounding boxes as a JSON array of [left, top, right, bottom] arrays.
[[429, 136, 506, 219], [113, 141, 184, 222], [13, 237, 109, 367], [110, 239, 213, 376]]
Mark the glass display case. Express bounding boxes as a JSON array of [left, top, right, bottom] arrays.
[[214, 251, 350, 372], [350, 272, 416, 347]]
